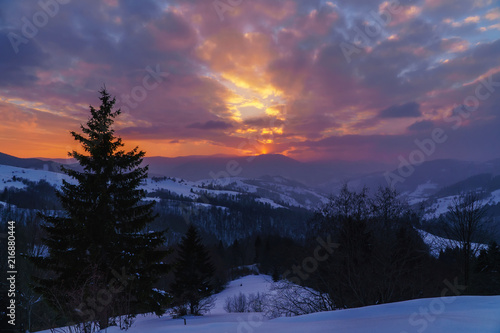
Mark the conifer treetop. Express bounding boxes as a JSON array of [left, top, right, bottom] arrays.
[[65, 87, 145, 175]]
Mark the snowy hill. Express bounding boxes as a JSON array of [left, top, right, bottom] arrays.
[[194, 175, 330, 209], [36, 275, 500, 333], [144, 154, 389, 189], [0, 164, 329, 211], [0, 164, 71, 190], [418, 229, 488, 257], [422, 189, 500, 220], [4, 151, 500, 214]]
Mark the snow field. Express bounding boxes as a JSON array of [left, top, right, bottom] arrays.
[[37, 274, 500, 333], [418, 229, 487, 257]]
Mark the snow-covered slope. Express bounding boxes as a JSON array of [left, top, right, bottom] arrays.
[[36, 275, 500, 333], [142, 176, 329, 210], [0, 164, 329, 210], [0, 164, 71, 190], [418, 229, 487, 257], [423, 190, 500, 220], [194, 176, 329, 209], [405, 181, 439, 205]]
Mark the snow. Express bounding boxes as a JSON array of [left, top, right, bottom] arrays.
[[190, 201, 229, 211], [0, 164, 329, 210], [211, 274, 273, 314], [36, 275, 500, 333], [142, 197, 161, 202], [256, 197, 287, 209], [418, 229, 487, 257], [0, 165, 70, 190], [424, 189, 500, 220], [196, 177, 329, 210], [488, 189, 500, 205], [423, 195, 457, 220], [407, 182, 438, 206], [141, 178, 199, 199]]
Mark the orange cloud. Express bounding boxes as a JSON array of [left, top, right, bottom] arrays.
[[441, 38, 470, 53], [197, 31, 280, 97], [464, 16, 481, 23], [380, 2, 422, 26]]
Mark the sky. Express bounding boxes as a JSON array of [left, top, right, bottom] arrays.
[[1, 0, 499, 163]]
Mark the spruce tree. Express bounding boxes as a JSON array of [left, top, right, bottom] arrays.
[[171, 226, 215, 315], [31, 88, 170, 330], [473, 241, 500, 294]]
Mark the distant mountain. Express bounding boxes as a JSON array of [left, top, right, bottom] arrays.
[[144, 154, 389, 189], [36, 157, 77, 165], [0, 152, 61, 172], [434, 173, 500, 197], [2, 152, 500, 242], [0, 152, 389, 190], [346, 158, 500, 196], [3, 151, 500, 197], [145, 154, 301, 180], [144, 154, 500, 195]]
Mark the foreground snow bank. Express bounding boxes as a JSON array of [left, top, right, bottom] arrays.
[[102, 296, 500, 333], [37, 275, 500, 333]]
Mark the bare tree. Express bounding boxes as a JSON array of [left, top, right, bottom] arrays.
[[307, 186, 428, 308], [264, 280, 334, 318], [444, 191, 488, 285]]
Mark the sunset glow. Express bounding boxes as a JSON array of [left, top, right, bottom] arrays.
[[1, 0, 499, 162]]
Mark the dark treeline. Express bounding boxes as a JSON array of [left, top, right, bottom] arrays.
[[0, 205, 50, 332], [0, 202, 307, 332], [0, 178, 312, 247], [287, 186, 500, 309], [151, 192, 312, 246], [0, 179, 61, 210]]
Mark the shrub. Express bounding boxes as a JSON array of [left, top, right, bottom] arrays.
[[247, 292, 266, 312], [223, 292, 267, 313], [224, 292, 247, 313]]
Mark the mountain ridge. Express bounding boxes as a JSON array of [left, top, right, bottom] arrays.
[[2, 152, 500, 195]]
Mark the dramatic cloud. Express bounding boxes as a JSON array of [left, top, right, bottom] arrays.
[[379, 102, 422, 118], [0, 0, 498, 164], [187, 120, 233, 130], [408, 120, 435, 132]]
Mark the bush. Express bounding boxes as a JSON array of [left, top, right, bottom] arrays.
[[247, 292, 266, 312], [264, 281, 334, 319], [223, 292, 267, 313], [172, 296, 216, 317], [224, 293, 247, 313]]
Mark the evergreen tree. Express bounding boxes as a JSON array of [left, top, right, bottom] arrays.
[[254, 235, 262, 263], [31, 88, 170, 330], [171, 225, 215, 315], [472, 241, 500, 294]]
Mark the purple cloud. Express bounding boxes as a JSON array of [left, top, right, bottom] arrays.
[[187, 120, 233, 130], [379, 102, 421, 118]]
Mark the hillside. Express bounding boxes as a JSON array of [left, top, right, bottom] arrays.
[[2, 159, 500, 244], [36, 275, 500, 333]]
